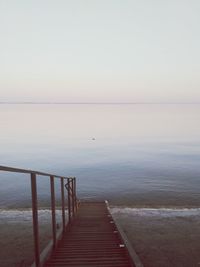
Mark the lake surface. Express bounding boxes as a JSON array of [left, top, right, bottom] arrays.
[[0, 104, 200, 208]]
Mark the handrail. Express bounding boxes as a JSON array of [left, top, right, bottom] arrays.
[[0, 165, 68, 178], [0, 165, 78, 267]]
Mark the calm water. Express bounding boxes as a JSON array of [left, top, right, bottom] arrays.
[[0, 104, 200, 208]]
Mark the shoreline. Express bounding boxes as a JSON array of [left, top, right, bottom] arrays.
[[1, 207, 200, 266], [1, 202, 200, 210]]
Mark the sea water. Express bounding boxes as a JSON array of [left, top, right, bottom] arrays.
[[0, 103, 200, 208]]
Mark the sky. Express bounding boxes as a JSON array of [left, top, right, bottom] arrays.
[[0, 0, 200, 103]]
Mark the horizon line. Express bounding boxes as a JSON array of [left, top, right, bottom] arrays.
[[0, 101, 200, 105]]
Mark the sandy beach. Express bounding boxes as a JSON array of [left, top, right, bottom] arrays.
[[112, 207, 200, 267], [0, 209, 63, 267], [1, 207, 200, 267]]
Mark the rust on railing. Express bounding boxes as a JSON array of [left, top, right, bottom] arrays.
[[0, 165, 78, 267]]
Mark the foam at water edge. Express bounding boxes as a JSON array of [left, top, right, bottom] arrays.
[[0, 209, 63, 223], [110, 207, 200, 217], [1, 207, 200, 222]]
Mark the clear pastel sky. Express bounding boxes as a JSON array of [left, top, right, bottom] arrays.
[[0, 0, 200, 103]]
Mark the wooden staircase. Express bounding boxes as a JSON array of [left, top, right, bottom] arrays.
[[44, 202, 135, 267]]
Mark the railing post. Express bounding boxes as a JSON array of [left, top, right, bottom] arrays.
[[31, 173, 40, 267], [60, 178, 65, 232], [74, 178, 78, 211], [71, 178, 74, 217], [67, 178, 71, 223], [50, 175, 56, 249]]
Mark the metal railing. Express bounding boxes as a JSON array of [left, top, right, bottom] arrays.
[[0, 165, 78, 267]]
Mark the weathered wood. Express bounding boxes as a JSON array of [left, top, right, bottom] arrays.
[[44, 202, 135, 267]]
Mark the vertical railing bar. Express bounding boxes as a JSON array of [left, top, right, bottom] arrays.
[[72, 178, 75, 217], [70, 179, 73, 218], [74, 177, 77, 212], [50, 175, 56, 249], [73, 178, 76, 213], [60, 178, 65, 233], [67, 178, 71, 223], [31, 173, 40, 267]]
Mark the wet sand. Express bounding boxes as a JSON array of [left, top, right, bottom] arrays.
[[0, 209, 62, 267], [1, 208, 200, 267], [112, 208, 200, 267]]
